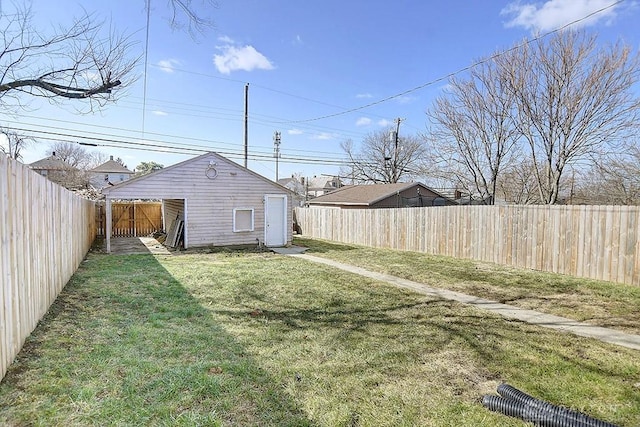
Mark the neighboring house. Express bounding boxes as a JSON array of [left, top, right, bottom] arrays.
[[277, 175, 306, 207], [101, 152, 293, 252], [29, 151, 71, 178], [306, 175, 342, 198], [307, 182, 455, 209], [28, 152, 77, 187], [90, 156, 134, 188]]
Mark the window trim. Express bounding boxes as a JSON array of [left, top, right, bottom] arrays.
[[233, 208, 254, 232]]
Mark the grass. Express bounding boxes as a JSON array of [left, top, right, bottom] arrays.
[[294, 236, 640, 336], [0, 248, 639, 426]]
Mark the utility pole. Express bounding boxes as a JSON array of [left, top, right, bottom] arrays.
[[244, 83, 249, 168], [389, 118, 404, 183], [273, 131, 281, 181]]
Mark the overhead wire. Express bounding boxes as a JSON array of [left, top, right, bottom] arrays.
[[5, 113, 351, 159], [11, 1, 624, 171], [7, 124, 352, 166], [275, 0, 625, 124]]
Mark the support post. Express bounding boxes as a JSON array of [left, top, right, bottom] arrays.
[[106, 197, 112, 253], [244, 83, 249, 168]]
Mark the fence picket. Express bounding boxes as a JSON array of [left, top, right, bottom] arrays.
[[296, 205, 640, 287], [0, 156, 96, 380]]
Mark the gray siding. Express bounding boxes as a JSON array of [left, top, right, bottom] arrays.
[[104, 153, 292, 248]]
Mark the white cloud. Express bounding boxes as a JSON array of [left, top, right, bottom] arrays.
[[213, 38, 275, 74], [356, 93, 373, 99], [312, 132, 333, 140], [395, 95, 415, 104], [293, 35, 303, 45], [218, 35, 235, 44], [158, 59, 181, 73], [288, 129, 304, 135], [356, 117, 372, 126], [152, 110, 168, 116], [501, 0, 620, 32], [378, 119, 392, 127]]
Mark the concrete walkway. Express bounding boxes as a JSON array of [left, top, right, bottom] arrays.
[[289, 253, 640, 351]]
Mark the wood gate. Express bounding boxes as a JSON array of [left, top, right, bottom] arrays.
[[96, 202, 163, 237]]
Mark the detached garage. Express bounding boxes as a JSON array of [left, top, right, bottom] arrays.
[[101, 152, 293, 252]]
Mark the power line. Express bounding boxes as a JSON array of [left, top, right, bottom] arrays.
[[117, 97, 370, 139], [145, 65, 399, 132], [9, 125, 353, 167], [278, 0, 624, 124], [3, 115, 350, 159]]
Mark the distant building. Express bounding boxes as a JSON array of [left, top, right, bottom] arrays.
[[28, 152, 80, 188], [277, 175, 306, 206], [277, 175, 343, 206], [90, 156, 134, 188], [306, 175, 342, 198], [29, 152, 71, 179], [307, 182, 455, 209]]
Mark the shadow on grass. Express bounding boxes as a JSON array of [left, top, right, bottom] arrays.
[[212, 294, 638, 382], [0, 254, 314, 426]]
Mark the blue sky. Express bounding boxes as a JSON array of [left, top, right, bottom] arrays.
[[3, 0, 639, 182]]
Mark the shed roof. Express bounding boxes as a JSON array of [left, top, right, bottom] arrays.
[[102, 152, 293, 197], [308, 182, 445, 206]]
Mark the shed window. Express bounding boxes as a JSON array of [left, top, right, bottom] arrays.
[[233, 208, 254, 232]]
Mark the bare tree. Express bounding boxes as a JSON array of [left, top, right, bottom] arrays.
[[163, 0, 219, 37], [426, 59, 520, 204], [425, 31, 640, 205], [497, 161, 543, 204], [0, 0, 223, 114], [572, 142, 640, 205], [45, 141, 107, 188], [499, 31, 640, 204], [50, 141, 106, 169], [342, 128, 426, 184], [0, 4, 139, 113], [0, 127, 34, 160]]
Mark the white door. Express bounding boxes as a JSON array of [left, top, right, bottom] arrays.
[[265, 195, 287, 247]]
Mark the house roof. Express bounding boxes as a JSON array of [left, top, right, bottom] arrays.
[[91, 158, 133, 174], [307, 176, 340, 190], [308, 182, 442, 206], [102, 152, 294, 196], [277, 177, 296, 187], [28, 154, 71, 171]]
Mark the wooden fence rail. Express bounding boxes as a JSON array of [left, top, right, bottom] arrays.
[[1, 155, 96, 380], [295, 205, 640, 287]]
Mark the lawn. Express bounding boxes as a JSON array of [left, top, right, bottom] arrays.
[[1, 248, 639, 426], [294, 237, 640, 336]]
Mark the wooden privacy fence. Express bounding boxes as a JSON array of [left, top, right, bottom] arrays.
[[96, 201, 162, 237], [1, 155, 96, 380], [295, 205, 640, 286]]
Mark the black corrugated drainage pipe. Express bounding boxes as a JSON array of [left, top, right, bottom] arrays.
[[481, 383, 618, 427]]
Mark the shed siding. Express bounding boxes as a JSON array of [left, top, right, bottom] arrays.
[[105, 154, 292, 247]]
